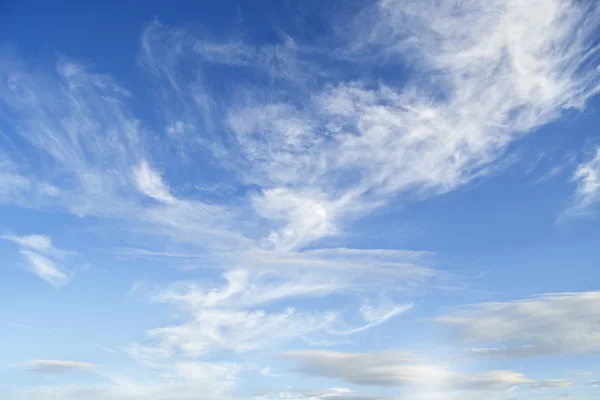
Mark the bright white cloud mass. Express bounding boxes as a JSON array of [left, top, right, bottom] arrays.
[[1, 0, 600, 399]]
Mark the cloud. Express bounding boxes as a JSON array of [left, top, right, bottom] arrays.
[[259, 367, 283, 378], [2, 233, 77, 287], [149, 248, 433, 309], [0, 155, 57, 205], [359, 301, 414, 324], [565, 147, 600, 217], [206, 0, 600, 257], [253, 387, 395, 400], [328, 301, 413, 336], [129, 248, 431, 362], [15, 358, 240, 399], [24, 360, 96, 373], [18, 250, 69, 288], [2, 0, 600, 397], [3, 233, 52, 252], [13, 380, 236, 400], [2, 0, 598, 279], [129, 308, 337, 360], [525, 380, 573, 391], [282, 350, 550, 392], [436, 291, 600, 359], [164, 361, 240, 386], [0, 54, 147, 218], [0, 163, 30, 198], [133, 160, 177, 204], [150, 269, 342, 311], [2, 0, 598, 255]]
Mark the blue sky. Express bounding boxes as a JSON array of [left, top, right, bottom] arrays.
[[1, 0, 600, 399]]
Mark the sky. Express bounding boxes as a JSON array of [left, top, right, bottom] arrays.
[[0, 0, 600, 399]]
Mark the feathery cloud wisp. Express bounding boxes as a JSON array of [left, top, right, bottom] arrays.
[[566, 147, 600, 217], [2, 233, 77, 287]]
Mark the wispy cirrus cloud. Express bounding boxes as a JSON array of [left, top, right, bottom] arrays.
[[565, 147, 600, 218], [2, 233, 78, 287], [0, 55, 144, 217], [195, 0, 600, 257], [130, 308, 337, 360], [1, 1, 597, 263], [1, 0, 600, 398], [0, 154, 58, 205], [127, 248, 432, 363]]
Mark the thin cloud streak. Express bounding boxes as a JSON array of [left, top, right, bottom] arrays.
[[2, 233, 77, 287], [24, 360, 96, 373]]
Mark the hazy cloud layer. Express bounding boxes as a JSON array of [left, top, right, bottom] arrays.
[[283, 350, 571, 393], [437, 291, 600, 359]]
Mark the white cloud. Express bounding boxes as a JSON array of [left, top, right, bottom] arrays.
[[24, 359, 96, 373], [216, 0, 600, 254], [253, 387, 392, 400], [359, 301, 413, 324], [3, 0, 598, 265], [130, 248, 432, 362], [14, 358, 240, 399], [151, 268, 342, 311], [0, 168, 30, 197], [0, 55, 145, 217], [165, 361, 240, 386], [241, 248, 435, 290], [330, 301, 414, 335], [2, 0, 600, 397], [0, 155, 57, 205], [3, 233, 52, 252], [2, 233, 76, 287], [133, 160, 177, 204], [436, 291, 600, 359], [565, 147, 600, 217], [259, 367, 283, 378], [19, 250, 69, 288], [149, 247, 433, 311], [2, 0, 598, 254], [132, 308, 337, 360]]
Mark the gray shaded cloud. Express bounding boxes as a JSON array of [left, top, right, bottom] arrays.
[[283, 350, 545, 392], [437, 291, 600, 359], [25, 360, 96, 373]]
